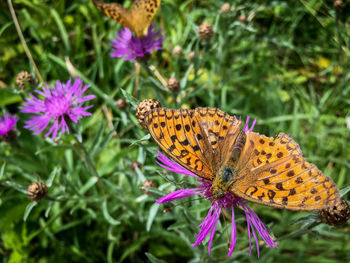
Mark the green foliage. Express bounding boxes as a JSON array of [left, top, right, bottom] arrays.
[[1, 0, 350, 262]]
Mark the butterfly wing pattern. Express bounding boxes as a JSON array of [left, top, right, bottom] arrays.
[[145, 107, 241, 180], [130, 0, 161, 36], [93, 0, 161, 37], [231, 132, 340, 211], [146, 107, 342, 212]]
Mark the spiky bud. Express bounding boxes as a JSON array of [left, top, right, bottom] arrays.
[[188, 51, 195, 61], [220, 3, 231, 14], [318, 199, 350, 226], [142, 180, 157, 195], [333, 0, 343, 9], [172, 45, 183, 57], [136, 99, 162, 129], [16, 71, 35, 90], [239, 14, 247, 23], [27, 182, 48, 202], [199, 22, 214, 40], [116, 99, 127, 110], [131, 161, 142, 172], [166, 78, 180, 92]]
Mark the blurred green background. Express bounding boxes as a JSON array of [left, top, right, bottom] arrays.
[[0, 0, 349, 262]]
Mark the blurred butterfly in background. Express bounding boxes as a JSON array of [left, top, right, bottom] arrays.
[[92, 0, 161, 37], [145, 107, 350, 225]]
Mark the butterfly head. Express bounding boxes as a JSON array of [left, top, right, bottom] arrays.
[[210, 166, 234, 200]]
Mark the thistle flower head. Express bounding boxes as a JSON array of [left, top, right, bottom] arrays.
[[20, 78, 95, 139], [0, 114, 18, 137], [155, 116, 278, 257], [110, 24, 164, 61]]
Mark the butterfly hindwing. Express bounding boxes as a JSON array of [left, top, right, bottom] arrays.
[[231, 132, 340, 211]]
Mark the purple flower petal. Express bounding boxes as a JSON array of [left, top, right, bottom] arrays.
[[20, 78, 95, 139], [156, 188, 204, 204], [0, 114, 18, 136], [110, 24, 164, 61], [154, 151, 277, 257], [243, 115, 257, 133]]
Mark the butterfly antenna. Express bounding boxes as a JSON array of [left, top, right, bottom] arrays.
[[163, 197, 204, 213]]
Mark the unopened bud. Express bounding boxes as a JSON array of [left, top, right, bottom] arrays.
[[136, 99, 162, 129], [116, 99, 127, 110], [333, 0, 343, 9], [172, 45, 183, 57], [220, 3, 231, 14], [199, 22, 214, 40], [239, 14, 247, 23], [131, 161, 142, 172], [188, 51, 195, 60], [27, 182, 48, 202], [16, 71, 35, 90], [142, 180, 157, 195], [166, 78, 180, 92]]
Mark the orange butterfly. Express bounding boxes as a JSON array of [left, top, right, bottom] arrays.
[[93, 0, 161, 37], [144, 107, 346, 212]]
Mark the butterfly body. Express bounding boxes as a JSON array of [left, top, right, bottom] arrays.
[[145, 107, 342, 211], [210, 166, 234, 199], [93, 0, 161, 37]]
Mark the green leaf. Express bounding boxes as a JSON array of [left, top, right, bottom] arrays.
[[46, 167, 61, 187], [102, 199, 121, 226], [23, 202, 37, 222], [145, 252, 167, 263], [146, 203, 159, 232]]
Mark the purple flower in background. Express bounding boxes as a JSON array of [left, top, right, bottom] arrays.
[[156, 116, 278, 257], [110, 24, 164, 61], [0, 114, 18, 137], [20, 78, 95, 139]]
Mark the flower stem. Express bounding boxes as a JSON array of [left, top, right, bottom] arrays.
[[69, 125, 104, 195], [72, 133, 99, 179], [7, 0, 44, 84], [148, 64, 168, 88]]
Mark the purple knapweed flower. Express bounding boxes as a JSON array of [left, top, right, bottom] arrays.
[[110, 24, 164, 61], [0, 114, 18, 137], [156, 116, 278, 257], [20, 78, 95, 139]]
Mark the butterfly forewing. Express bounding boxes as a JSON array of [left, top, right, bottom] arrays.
[[195, 107, 242, 171], [93, 0, 161, 37], [131, 0, 161, 36], [93, 1, 134, 31], [145, 107, 241, 180], [230, 132, 341, 211]]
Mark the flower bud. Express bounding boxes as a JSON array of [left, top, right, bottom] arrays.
[[167, 78, 180, 92], [220, 3, 231, 14], [318, 199, 350, 226], [27, 182, 48, 202], [172, 45, 183, 57], [333, 0, 343, 9], [131, 161, 142, 172], [199, 22, 214, 40], [136, 99, 162, 129], [239, 14, 247, 23], [116, 99, 127, 110], [188, 51, 195, 61], [16, 71, 35, 90], [142, 180, 157, 195]]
